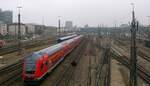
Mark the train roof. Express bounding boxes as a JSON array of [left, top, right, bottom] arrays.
[[37, 43, 63, 56], [24, 44, 63, 61], [58, 34, 77, 40], [38, 35, 81, 56], [24, 52, 42, 63], [24, 35, 82, 62]]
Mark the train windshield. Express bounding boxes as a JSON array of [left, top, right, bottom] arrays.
[[25, 53, 38, 71]]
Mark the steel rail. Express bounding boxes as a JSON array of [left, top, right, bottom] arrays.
[[111, 47, 150, 85], [54, 39, 86, 86]]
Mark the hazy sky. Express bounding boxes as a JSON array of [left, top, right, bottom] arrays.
[[0, 0, 150, 27]]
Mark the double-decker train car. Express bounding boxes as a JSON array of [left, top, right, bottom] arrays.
[[22, 35, 83, 83], [57, 34, 77, 43]]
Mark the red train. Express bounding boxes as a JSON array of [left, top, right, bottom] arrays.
[[0, 40, 5, 48], [22, 35, 83, 83]]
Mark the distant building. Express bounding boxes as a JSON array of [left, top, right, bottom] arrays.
[[0, 24, 7, 35], [74, 25, 77, 31], [25, 24, 35, 34], [8, 23, 26, 36], [33, 24, 57, 36], [84, 24, 89, 28], [0, 21, 4, 24], [34, 25, 45, 35], [65, 21, 73, 31], [44, 26, 57, 36], [120, 24, 129, 27], [0, 9, 13, 24]]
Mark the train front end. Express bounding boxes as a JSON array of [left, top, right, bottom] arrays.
[[22, 53, 40, 83]]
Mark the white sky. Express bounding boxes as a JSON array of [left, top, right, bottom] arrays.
[[0, 0, 150, 27]]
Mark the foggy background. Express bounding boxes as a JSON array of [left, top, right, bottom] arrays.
[[0, 0, 150, 27]]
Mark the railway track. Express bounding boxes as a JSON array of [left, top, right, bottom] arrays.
[[96, 42, 111, 86], [111, 47, 150, 85], [0, 38, 55, 86], [0, 38, 55, 56], [53, 38, 87, 86], [0, 45, 18, 56], [115, 39, 150, 63], [87, 36, 93, 86], [0, 60, 22, 86], [138, 50, 150, 62]]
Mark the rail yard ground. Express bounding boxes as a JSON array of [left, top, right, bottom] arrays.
[[0, 36, 56, 68], [0, 35, 149, 86]]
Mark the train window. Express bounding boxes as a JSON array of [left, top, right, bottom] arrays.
[[25, 53, 40, 71], [26, 63, 36, 71], [26, 71, 35, 74]]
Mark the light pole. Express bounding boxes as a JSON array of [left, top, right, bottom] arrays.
[[17, 6, 22, 55], [147, 16, 150, 26], [98, 24, 101, 37], [130, 3, 138, 86], [58, 16, 61, 38], [147, 16, 150, 39]]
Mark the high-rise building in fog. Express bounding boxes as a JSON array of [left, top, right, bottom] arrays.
[[0, 9, 13, 24], [84, 24, 90, 28], [65, 21, 73, 30]]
